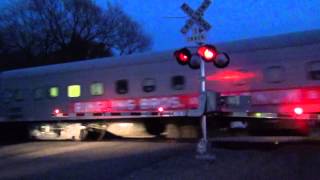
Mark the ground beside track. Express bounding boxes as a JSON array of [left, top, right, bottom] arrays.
[[0, 140, 320, 180]]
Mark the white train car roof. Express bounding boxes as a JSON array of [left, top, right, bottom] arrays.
[[217, 29, 320, 52], [2, 29, 320, 79], [0, 50, 173, 79]]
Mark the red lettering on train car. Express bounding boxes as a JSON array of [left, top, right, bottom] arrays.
[[72, 95, 199, 113]]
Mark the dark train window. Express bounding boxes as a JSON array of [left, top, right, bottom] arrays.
[[90, 82, 104, 96], [307, 61, 320, 80], [171, 75, 185, 90], [116, 80, 128, 94], [264, 66, 286, 83], [142, 78, 156, 93], [34, 88, 45, 100], [14, 89, 24, 101], [3, 90, 13, 103]]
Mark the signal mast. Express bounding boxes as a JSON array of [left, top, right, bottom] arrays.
[[176, 0, 230, 160]]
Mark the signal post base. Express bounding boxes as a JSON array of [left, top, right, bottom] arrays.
[[195, 138, 216, 161]]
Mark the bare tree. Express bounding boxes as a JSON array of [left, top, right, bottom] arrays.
[[0, 33, 4, 54], [0, 0, 152, 69], [101, 4, 152, 55]]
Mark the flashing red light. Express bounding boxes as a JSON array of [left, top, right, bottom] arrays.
[[174, 48, 191, 65], [158, 107, 164, 113], [197, 45, 218, 62], [207, 70, 256, 81], [294, 107, 303, 115], [179, 53, 188, 62], [54, 108, 61, 114]]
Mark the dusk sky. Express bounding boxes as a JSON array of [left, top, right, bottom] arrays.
[[97, 0, 320, 52], [2, 0, 320, 52]]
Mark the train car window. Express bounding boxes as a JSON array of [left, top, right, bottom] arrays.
[[3, 90, 13, 103], [142, 78, 156, 93], [49, 87, 59, 98], [68, 85, 81, 98], [90, 82, 104, 96], [307, 61, 320, 80], [116, 80, 128, 94], [265, 66, 286, 83], [14, 89, 24, 101], [171, 75, 185, 90], [33, 88, 45, 100]]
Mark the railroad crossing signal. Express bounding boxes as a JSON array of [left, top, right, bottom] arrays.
[[177, 1, 229, 160], [187, 27, 207, 42], [180, 0, 212, 35], [174, 45, 230, 69]]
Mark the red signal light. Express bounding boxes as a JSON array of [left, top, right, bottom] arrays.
[[53, 108, 61, 116], [179, 53, 189, 62], [158, 107, 164, 113], [197, 45, 218, 62], [294, 107, 303, 115], [174, 48, 192, 65]]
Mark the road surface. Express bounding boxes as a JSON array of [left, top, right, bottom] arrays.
[[0, 140, 320, 180]]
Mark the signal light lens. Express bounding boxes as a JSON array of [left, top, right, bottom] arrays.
[[214, 52, 230, 68], [188, 56, 201, 69], [204, 49, 215, 59], [198, 45, 218, 62], [294, 107, 303, 115], [174, 48, 192, 65], [179, 53, 189, 62]]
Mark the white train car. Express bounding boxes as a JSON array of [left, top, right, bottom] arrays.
[[0, 49, 202, 140], [1, 29, 320, 139], [208, 29, 320, 134]]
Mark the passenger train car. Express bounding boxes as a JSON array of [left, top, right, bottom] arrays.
[[1, 29, 320, 140]]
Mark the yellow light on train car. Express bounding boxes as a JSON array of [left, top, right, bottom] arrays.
[[68, 85, 81, 98], [49, 87, 59, 97], [254, 112, 262, 118]]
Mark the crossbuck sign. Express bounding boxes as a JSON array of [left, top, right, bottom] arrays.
[[180, 0, 212, 42]]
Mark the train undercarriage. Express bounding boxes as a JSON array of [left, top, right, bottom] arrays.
[[2, 114, 320, 141], [28, 122, 200, 141], [0, 118, 201, 141]]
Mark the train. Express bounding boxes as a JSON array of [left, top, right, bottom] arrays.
[[1, 29, 320, 140]]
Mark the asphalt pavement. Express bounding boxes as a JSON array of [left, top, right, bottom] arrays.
[[0, 140, 319, 180]]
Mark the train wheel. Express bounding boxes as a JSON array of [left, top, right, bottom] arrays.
[[144, 121, 165, 137]]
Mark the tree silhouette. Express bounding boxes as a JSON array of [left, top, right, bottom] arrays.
[[0, 0, 152, 70]]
